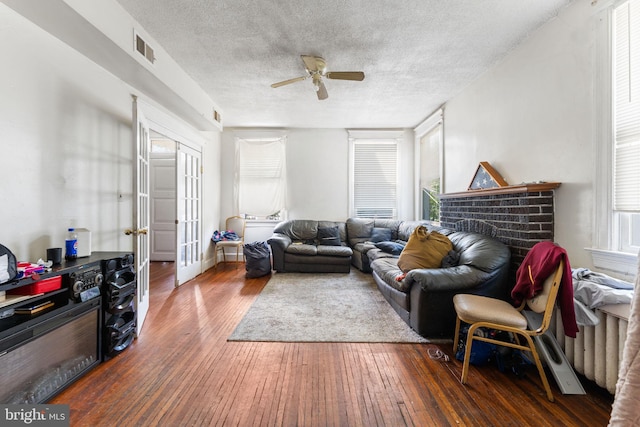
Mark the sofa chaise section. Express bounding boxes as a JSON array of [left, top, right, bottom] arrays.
[[370, 226, 511, 339]]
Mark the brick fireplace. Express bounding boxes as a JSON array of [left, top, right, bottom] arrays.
[[439, 182, 561, 277]]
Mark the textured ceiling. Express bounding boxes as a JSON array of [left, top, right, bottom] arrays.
[[115, 0, 572, 129]]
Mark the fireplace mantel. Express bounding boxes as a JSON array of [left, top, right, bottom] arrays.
[[440, 182, 561, 199]]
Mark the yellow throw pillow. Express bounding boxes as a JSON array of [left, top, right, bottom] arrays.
[[397, 226, 452, 272]]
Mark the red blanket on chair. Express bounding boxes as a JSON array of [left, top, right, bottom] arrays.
[[511, 241, 578, 338]]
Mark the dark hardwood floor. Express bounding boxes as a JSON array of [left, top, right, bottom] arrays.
[[52, 262, 614, 426]]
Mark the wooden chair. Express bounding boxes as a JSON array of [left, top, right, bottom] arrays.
[[452, 260, 564, 402], [215, 216, 246, 268]]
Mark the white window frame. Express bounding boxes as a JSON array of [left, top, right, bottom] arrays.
[[233, 130, 287, 221], [348, 130, 402, 219], [414, 108, 444, 222], [590, 0, 639, 278]]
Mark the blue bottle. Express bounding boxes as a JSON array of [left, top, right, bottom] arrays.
[[65, 228, 78, 260]]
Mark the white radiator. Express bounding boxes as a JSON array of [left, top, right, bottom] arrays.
[[554, 305, 630, 394]]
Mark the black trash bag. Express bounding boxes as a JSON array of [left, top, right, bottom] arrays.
[[243, 241, 271, 278]]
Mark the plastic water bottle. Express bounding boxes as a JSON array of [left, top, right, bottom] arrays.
[[65, 228, 78, 260]]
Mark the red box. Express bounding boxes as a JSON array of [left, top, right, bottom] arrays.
[[8, 276, 62, 296]]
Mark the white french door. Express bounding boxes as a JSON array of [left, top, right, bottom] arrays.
[[132, 96, 151, 335], [175, 142, 202, 286]]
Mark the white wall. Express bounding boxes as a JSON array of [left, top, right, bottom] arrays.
[[3, 0, 599, 274], [443, 0, 595, 268], [0, 4, 220, 265], [0, 4, 132, 259], [286, 129, 349, 221], [202, 131, 222, 269], [220, 128, 415, 227]]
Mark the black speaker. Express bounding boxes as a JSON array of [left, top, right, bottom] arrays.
[[104, 303, 135, 359], [101, 254, 136, 360]]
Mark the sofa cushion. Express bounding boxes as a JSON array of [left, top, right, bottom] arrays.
[[397, 226, 452, 272], [317, 226, 342, 246], [346, 218, 375, 247], [274, 219, 319, 241], [285, 243, 318, 256], [370, 227, 392, 243], [353, 242, 376, 253], [374, 241, 405, 255], [367, 248, 398, 262], [317, 245, 353, 257], [450, 232, 509, 272], [397, 221, 425, 241], [371, 258, 410, 292]]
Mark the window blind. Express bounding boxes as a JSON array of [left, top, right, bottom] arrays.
[[235, 137, 286, 217], [353, 141, 398, 218], [613, 0, 640, 211]]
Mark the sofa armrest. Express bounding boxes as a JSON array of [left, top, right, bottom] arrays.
[[267, 233, 292, 271], [404, 265, 490, 293]]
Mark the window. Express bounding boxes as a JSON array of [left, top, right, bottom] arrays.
[[234, 134, 286, 220], [592, 0, 639, 277], [348, 130, 401, 219], [613, 0, 640, 253], [415, 109, 443, 223]]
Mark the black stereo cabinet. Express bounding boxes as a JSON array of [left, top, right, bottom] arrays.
[[0, 252, 133, 404]]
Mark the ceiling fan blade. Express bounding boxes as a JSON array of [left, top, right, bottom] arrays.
[[301, 55, 323, 72], [271, 76, 308, 88], [325, 71, 365, 81], [316, 80, 328, 100]]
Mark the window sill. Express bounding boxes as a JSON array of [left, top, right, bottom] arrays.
[[245, 219, 281, 227], [585, 248, 638, 280]]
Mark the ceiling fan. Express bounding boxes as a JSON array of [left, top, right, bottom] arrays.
[[271, 55, 365, 100]]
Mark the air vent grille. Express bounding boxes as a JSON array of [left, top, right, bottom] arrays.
[[134, 32, 155, 64]]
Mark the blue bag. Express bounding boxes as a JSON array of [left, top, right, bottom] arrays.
[[455, 325, 497, 366]]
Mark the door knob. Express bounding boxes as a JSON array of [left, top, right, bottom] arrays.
[[124, 228, 149, 236]]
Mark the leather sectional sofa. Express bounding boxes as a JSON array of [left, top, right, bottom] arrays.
[[267, 218, 511, 339], [268, 220, 353, 273]]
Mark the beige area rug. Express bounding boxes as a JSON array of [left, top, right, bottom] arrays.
[[228, 269, 428, 343]]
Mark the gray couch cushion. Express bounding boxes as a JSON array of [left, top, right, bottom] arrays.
[[352, 241, 375, 255], [370, 258, 409, 292], [397, 221, 428, 241], [273, 219, 318, 241], [317, 245, 353, 257], [366, 248, 398, 262], [346, 218, 375, 246], [449, 231, 507, 272], [285, 244, 317, 255]]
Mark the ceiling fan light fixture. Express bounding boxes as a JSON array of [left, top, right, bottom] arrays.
[[270, 55, 365, 100]]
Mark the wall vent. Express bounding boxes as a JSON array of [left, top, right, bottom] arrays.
[[134, 32, 155, 64]]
